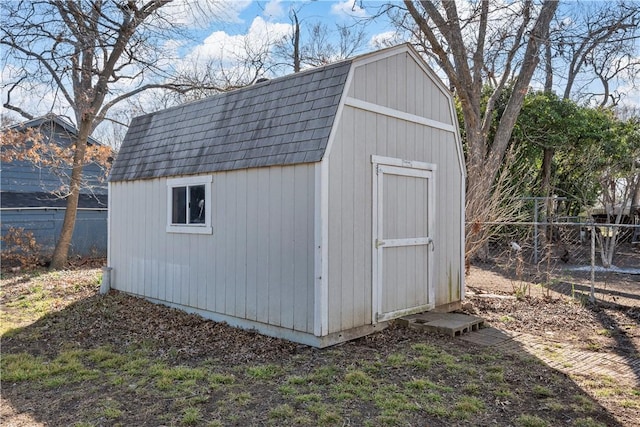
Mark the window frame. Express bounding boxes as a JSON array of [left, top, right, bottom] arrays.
[[166, 176, 213, 234]]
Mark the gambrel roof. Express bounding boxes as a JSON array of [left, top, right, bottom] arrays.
[[110, 60, 352, 182]]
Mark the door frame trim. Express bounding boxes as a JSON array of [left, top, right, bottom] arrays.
[[371, 155, 436, 324]]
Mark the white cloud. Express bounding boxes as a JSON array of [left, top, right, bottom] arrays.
[[263, 0, 285, 20], [617, 83, 640, 109], [369, 30, 404, 49], [330, 0, 368, 19], [186, 16, 290, 65]]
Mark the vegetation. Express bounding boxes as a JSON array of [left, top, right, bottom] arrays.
[[2, 267, 636, 426]]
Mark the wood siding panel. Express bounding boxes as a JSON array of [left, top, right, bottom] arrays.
[[108, 164, 316, 334], [234, 170, 248, 319], [268, 168, 282, 327], [245, 169, 259, 321], [280, 167, 295, 329]]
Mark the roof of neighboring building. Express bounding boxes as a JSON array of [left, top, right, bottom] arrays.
[[4, 113, 103, 146], [109, 59, 353, 182], [1, 191, 108, 209]]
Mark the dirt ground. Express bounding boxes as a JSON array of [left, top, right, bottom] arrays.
[[1, 255, 639, 426], [463, 245, 640, 425]]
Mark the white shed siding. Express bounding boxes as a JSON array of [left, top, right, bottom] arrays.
[[347, 52, 454, 126], [109, 164, 317, 334], [326, 52, 463, 333]]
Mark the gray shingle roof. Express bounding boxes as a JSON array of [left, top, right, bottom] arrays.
[[109, 60, 352, 182]]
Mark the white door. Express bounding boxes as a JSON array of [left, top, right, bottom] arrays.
[[372, 156, 435, 322]]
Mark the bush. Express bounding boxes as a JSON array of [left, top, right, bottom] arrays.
[[1, 227, 42, 268]]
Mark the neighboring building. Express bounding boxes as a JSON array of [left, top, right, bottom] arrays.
[[108, 44, 466, 347], [1, 114, 109, 260]]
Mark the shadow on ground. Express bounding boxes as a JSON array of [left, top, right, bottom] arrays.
[[2, 289, 628, 427]]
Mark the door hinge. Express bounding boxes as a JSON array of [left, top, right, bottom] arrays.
[[375, 239, 385, 249]]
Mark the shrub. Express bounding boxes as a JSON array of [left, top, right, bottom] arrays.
[[1, 226, 42, 268]]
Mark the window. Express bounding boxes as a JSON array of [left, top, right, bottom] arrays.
[[166, 176, 212, 234]]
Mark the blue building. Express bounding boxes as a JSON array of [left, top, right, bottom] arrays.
[[1, 114, 109, 262]]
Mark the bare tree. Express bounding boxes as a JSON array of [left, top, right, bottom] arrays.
[[551, 1, 640, 106], [274, 5, 368, 73], [594, 162, 638, 268], [399, 0, 559, 260], [1, 0, 223, 269], [168, 35, 280, 103]]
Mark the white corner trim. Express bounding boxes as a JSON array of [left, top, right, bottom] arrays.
[[344, 97, 457, 133], [107, 181, 112, 267], [313, 161, 329, 336], [320, 160, 330, 335]]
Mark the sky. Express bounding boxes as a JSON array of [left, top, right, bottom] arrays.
[[1, 0, 395, 136], [1, 0, 638, 144], [173, 0, 392, 71], [175, 0, 640, 109]]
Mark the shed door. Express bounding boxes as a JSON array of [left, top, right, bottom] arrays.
[[372, 157, 435, 323]]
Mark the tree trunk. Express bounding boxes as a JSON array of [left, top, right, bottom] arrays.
[[540, 146, 555, 241], [292, 11, 300, 73], [544, 28, 553, 93], [49, 124, 90, 269], [477, 0, 559, 201], [541, 147, 554, 196]]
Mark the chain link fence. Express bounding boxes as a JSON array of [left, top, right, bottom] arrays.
[[466, 221, 640, 305]]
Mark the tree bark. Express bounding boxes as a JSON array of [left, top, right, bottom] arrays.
[[292, 10, 300, 73], [49, 121, 90, 269], [403, 0, 558, 259]]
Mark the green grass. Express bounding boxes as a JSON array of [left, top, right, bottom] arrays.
[[226, 392, 252, 406], [268, 404, 294, 420], [532, 385, 554, 398], [309, 366, 339, 385], [246, 364, 282, 380], [208, 372, 235, 385], [181, 406, 203, 425], [619, 399, 640, 409], [1, 267, 633, 427], [100, 401, 123, 420], [294, 393, 322, 404], [573, 418, 608, 427], [516, 414, 549, 427], [386, 353, 405, 366], [451, 396, 484, 419]]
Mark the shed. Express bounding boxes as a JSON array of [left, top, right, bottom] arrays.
[[1, 114, 109, 260], [108, 44, 466, 347]]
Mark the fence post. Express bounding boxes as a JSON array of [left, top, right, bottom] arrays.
[[590, 225, 595, 303], [533, 198, 539, 264]]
